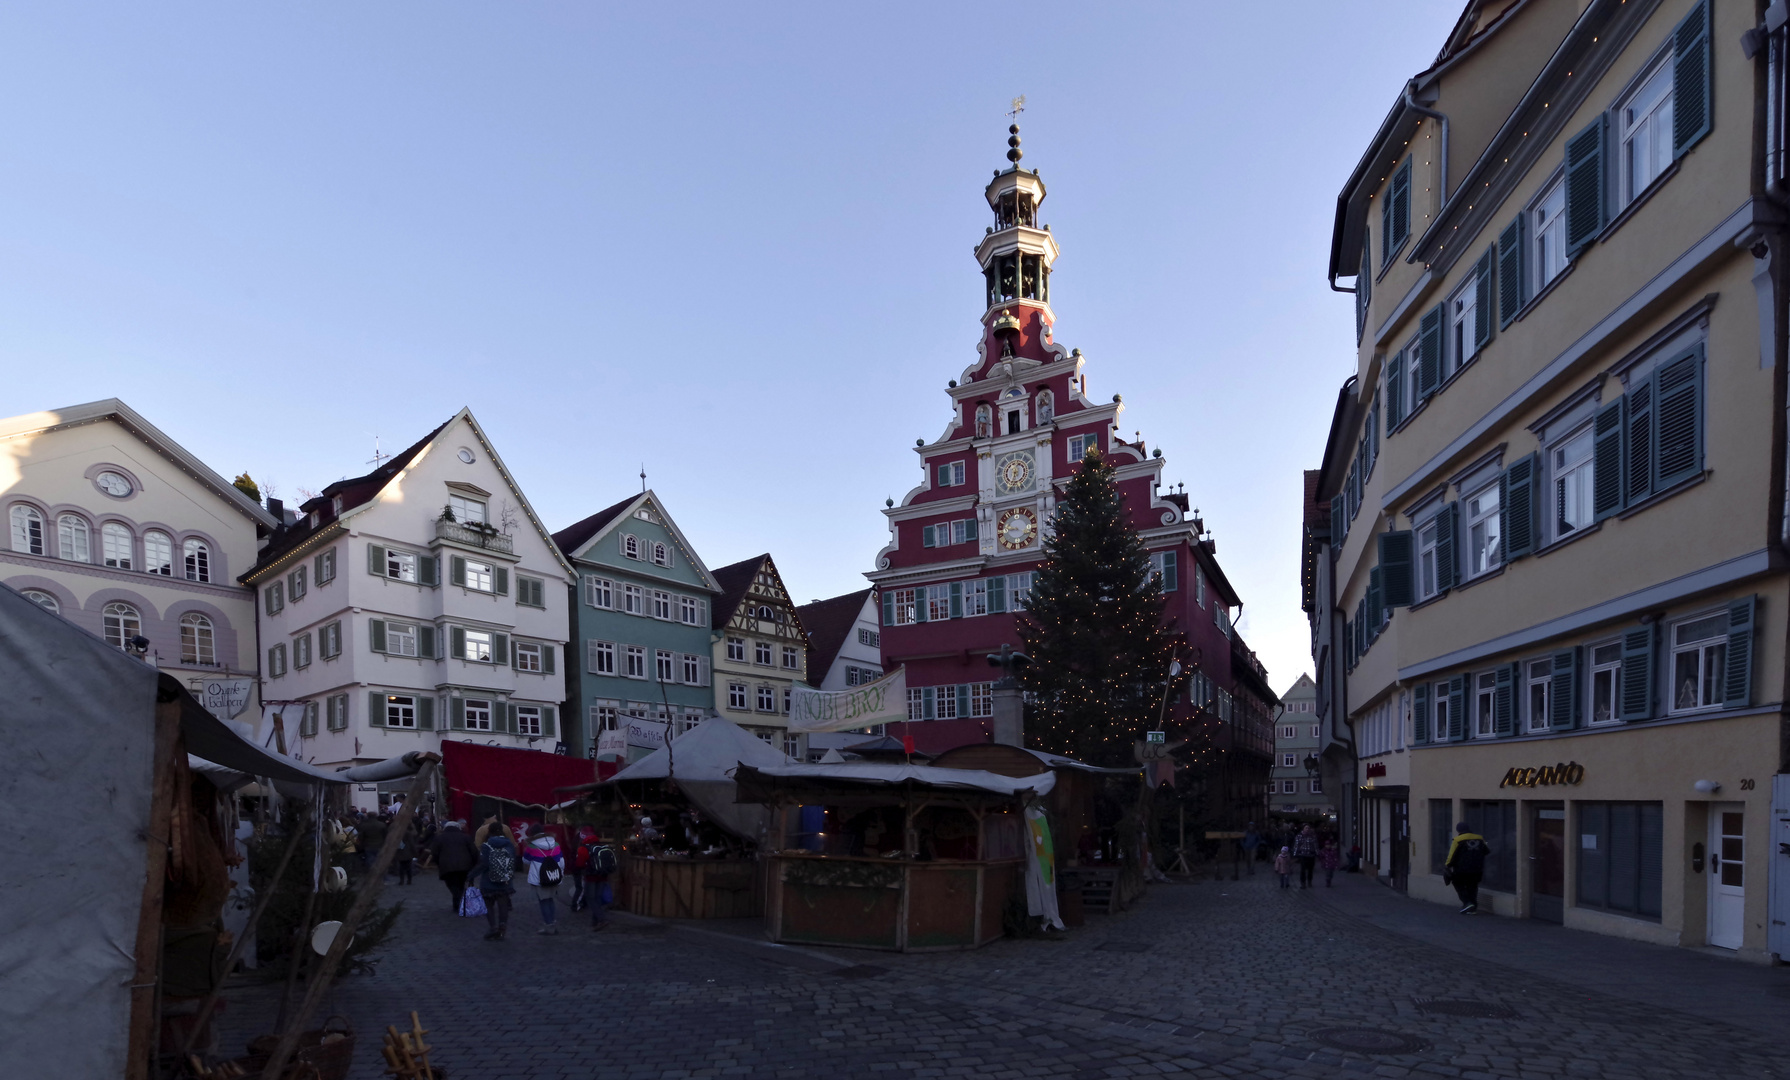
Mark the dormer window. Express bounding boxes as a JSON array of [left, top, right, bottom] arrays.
[[622, 534, 640, 559], [652, 541, 671, 567], [449, 495, 486, 524]]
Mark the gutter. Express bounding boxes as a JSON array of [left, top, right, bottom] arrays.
[[1402, 80, 1450, 208]]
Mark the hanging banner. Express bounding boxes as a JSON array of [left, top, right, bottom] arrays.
[[202, 677, 254, 720], [625, 717, 668, 750], [1023, 805, 1064, 930], [595, 729, 629, 761], [788, 666, 908, 733]]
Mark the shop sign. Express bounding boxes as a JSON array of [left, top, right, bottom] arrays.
[[1499, 761, 1585, 788], [201, 677, 253, 720], [1364, 762, 1387, 778]]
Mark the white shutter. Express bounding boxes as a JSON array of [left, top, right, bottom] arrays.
[[698, 656, 711, 687]]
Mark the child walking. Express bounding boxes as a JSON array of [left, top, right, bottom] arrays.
[[1273, 846, 1293, 889]]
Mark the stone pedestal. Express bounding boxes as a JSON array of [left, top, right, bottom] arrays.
[[992, 685, 1024, 747]]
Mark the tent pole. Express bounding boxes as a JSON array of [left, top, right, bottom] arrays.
[[125, 696, 182, 1080], [275, 790, 324, 1032], [259, 758, 439, 1080]]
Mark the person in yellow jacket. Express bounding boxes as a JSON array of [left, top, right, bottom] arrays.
[[1443, 822, 1491, 914]]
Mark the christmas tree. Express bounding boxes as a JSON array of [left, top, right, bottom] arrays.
[[1017, 449, 1185, 767]]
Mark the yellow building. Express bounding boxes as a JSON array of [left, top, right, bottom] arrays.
[[1312, 0, 1788, 961], [709, 554, 810, 758]]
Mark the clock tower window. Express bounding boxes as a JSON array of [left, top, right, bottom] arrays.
[[1007, 410, 1021, 435]]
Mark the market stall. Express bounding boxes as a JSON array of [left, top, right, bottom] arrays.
[[733, 762, 1056, 952]]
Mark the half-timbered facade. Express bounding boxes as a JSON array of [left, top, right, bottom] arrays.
[[710, 554, 810, 757]]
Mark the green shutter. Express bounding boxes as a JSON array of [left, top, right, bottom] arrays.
[[1343, 618, 1354, 671], [1380, 169, 1395, 263], [1672, 0, 1712, 157], [1433, 502, 1459, 592], [1497, 215, 1526, 328], [368, 690, 385, 727], [418, 625, 436, 659], [1494, 664, 1515, 736], [450, 696, 465, 730], [1550, 647, 1581, 731], [492, 633, 509, 665], [1652, 349, 1702, 491], [921, 686, 935, 720], [1413, 682, 1430, 743], [314, 551, 325, 583], [1501, 453, 1539, 560], [1330, 494, 1347, 542], [1391, 158, 1411, 251], [987, 575, 1006, 613], [1625, 378, 1655, 505], [1355, 598, 1367, 656], [937, 464, 950, 487], [1447, 675, 1466, 742], [914, 591, 928, 623], [1356, 245, 1372, 342], [883, 590, 895, 625], [957, 684, 970, 718], [922, 525, 935, 548], [450, 626, 466, 659], [964, 518, 978, 541], [369, 618, 386, 654], [1417, 304, 1444, 399], [495, 567, 509, 596], [1620, 624, 1657, 720], [1724, 595, 1757, 708], [543, 644, 555, 675], [510, 637, 521, 669], [368, 544, 384, 575], [1565, 116, 1606, 256], [1593, 399, 1625, 520], [418, 696, 435, 730], [1386, 350, 1405, 430], [418, 555, 439, 586], [1161, 551, 1177, 593], [1473, 246, 1495, 350], [1378, 530, 1413, 608], [542, 706, 557, 738], [1366, 568, 1382, 641], [451, 556, 466, 586], [950, 581, 963, 618]]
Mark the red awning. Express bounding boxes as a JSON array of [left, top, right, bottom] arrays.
[[439, 739, 595, 812]]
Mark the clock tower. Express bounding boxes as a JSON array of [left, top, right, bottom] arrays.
[[866, 127, 1277, 766]]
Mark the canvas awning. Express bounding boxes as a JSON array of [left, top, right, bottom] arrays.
[[590, 717, 789, 839], [732, 762, 1057, 804]]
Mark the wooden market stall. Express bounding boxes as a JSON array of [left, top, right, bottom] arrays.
[[733, 761, 1056, 952]]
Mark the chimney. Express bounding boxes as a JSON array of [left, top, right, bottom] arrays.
[[266, 497, 284, 521]]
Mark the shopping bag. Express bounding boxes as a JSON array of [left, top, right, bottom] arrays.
[[460, 885, 487, 918]]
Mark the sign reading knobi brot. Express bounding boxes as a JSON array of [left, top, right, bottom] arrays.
[[1499, 761, 1586, 788]]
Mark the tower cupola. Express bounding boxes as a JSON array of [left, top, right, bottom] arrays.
[[976, 124, 1059, 317]]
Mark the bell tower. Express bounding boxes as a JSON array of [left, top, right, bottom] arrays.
[[975, 125, 1059, 360]]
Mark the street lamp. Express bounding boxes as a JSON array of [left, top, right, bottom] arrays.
[[1302, 752, 1320, 778]]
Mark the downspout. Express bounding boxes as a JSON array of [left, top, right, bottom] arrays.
[[1403, 80, 1450, 208]]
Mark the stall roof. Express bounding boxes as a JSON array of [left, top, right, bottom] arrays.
[[587, 718, 788, 840], [733, 762, 1056, 803]]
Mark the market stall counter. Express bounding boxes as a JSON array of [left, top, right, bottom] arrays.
[[733, 762, 1057, 952]]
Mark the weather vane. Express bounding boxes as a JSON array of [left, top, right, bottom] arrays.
[[368, 436, 391, 468], [1007, 95, 1026, 120]]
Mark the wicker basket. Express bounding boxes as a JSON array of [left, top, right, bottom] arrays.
[[243, 1017, 355, 1080]]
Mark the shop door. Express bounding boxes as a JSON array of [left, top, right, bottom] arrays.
[[1708, 804, 1745, 950], [1390, 799, 1409, 893], [1529, 804, 1565, 923]]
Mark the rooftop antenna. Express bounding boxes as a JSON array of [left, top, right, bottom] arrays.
[[368, 436, 392, 469]]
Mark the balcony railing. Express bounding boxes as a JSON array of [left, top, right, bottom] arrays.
[[434, 519, 513, 554]]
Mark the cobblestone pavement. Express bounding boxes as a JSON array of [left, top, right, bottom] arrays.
[[216, 870, 1790, 1080]]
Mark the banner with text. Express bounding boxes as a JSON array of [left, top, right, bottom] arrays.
[[788, 666, 908, 733]]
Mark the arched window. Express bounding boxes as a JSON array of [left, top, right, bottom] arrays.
[[9, 505, 44, 555], [183, 539, 210, 582], [622, 534, 639, 559], [975, 405, 992, 439], [143, 531, 173, 576], [652, 542, 670, 567], [180, 613, 215, 665], [1036, 389, 1054, 425], [103, 602, 141, 649], [101, 522, 133, 569], [20, 589, 58, 613], [58, 514, 90, 562]]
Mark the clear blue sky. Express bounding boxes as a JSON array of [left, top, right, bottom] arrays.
[[0, 3, 1463, 692]]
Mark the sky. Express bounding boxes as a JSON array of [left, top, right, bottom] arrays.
[[0, 3, 1465, 694]]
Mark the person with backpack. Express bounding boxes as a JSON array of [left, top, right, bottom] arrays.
[[585, 835, 619, 931], [1444, 821, 1491, 914], [522, 825, 566, 935], [471, 824, 519, 940], [430, 820, 477, 913], [568, 826, 595, 911]]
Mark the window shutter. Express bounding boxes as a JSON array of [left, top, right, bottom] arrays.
[[1624, 378, 1655, 505], [1343, 618, 1354, 670], [1356, 245, 1372, 343], [367, 544, 384, 575], [1434, 502, 1459, 591], [914, 592, 927, 623], [950, 581, 963, 619], [1386, 351, 1405, 431], [698, 657, 710, 686], [988, 575, 1006, 613], [1551, 647, 1581, 731], [1672, 0, 1712, 157], [495, 567, 509, 596], [492, 633, 509, 665], [419, 556, 439, 586], [1355, 598, 1367, 656], [1330, 495, 1347, 543], [451, 696, 465, 730], [1378, 530, 1414, 608], [1724, 594, 1757, 708], [1413, 682, 1430, 743], [1473, 246, 1495, 349], [1391, 159, 1411, 250], [1565, 116, 1607, 256], [418, 696, 435, 730], [1494, 664, 1515, 736], [922, 525, 936, 548], [500, 704, 516, 734], [451, 556, 466, 587], [882, 591, 895, 625], [368, 691, 385, 727], [542, 706, 557, 738], [937, 464, 950, 487], [957, 684, 970, 718], [1417, 304, 1444, 399], [1620, 624, 1657, 720], [418, 625, 437, 659], [450, 626, 466, 659], [510, 638, 521, 669], [587, 639, 600, 672], [1652, 349, 1702, 491], [921, 686, 935, 720], [964, 518, 978, 541], [1366, 568, 1382, 641], [1447, 675, 1466, 742], [1161, 551, 1177, 593], [1380, 173, 1394, 263], [1593, 399, 1625, 520], [369, 618, 386, 654], [314, 551, 326, 584], [1497, 214, 1526, 327], [1500, 453, 1539, 560], [543, 644, 555, 675]]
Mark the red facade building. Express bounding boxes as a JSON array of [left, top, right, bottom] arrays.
[[865, 130, 1276, 818]]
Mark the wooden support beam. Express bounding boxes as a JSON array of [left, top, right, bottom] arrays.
[[126, 696, 182, 1080]]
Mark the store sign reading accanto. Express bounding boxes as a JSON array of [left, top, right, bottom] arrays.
[[1499, 761, 1585, 788]]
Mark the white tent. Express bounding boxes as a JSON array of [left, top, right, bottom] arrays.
[[602, 716, 789, 839]]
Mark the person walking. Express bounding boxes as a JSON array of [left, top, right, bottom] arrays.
[[569, 826, 597, 911], [1444, 821, 1491, 914], [394, 818, 417, 885], [471, 824, 519, 940], [584, 835, 619, 931], [430, 820, 477, 912], [1318, 838, 1340, 887], [1240, 822, 1261, 876], [1293, 825, 1318, 889], [1273, 846, 1293, 889], [522, 825, 566, 935], [358, 811, 389, 876]]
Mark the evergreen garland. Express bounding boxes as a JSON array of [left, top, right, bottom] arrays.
[[1017, 449, 1187, 767]]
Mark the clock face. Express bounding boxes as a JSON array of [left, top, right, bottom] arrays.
[[996, 450, 1035, 493], [95, 471, 132, 497], [998, 507, 1038, 550]]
